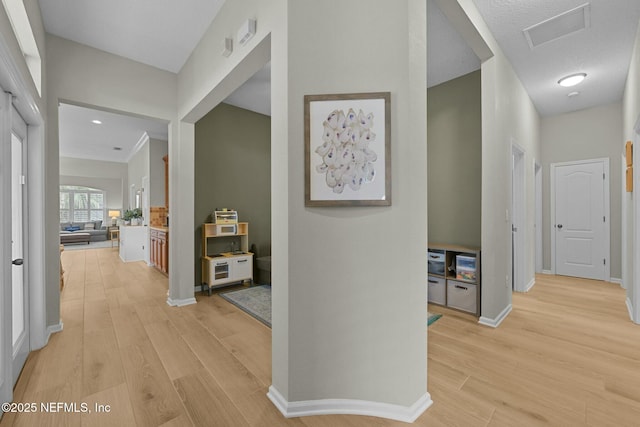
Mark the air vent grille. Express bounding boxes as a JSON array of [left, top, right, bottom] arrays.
[[523, 3, 591, 49]]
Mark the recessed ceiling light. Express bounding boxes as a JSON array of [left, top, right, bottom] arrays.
[[567, 91, 580, 97], [558, 73, 586, 87], [113, 147, 122, 151], [92, 119, 102, 124]]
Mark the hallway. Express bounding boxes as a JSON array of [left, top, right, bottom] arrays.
[[1, 248, 639, 426]]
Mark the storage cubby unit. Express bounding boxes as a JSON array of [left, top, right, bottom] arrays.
[[427, 244, 481, 316], [201, 222, 253, 295]]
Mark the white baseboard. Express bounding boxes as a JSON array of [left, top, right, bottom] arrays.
[[45, 321, 64, 345], [610, 277, 622, 286], [626, 297, 637, 324], [166, 297, 197, 307], [524, 278, 535, 292], [478, 304, 512, 328], [542, 270, 552, 275], [267, 386, 432, 423]]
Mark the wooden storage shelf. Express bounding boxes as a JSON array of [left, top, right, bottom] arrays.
[[428, 243, 481, 317], [201, 222, 253, 295]]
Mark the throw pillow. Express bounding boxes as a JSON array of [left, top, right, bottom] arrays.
[[84, 223, 95, 230], [60, 222, 71, 231], [65, 226, 81, 232], [94, 220, 103, 230]]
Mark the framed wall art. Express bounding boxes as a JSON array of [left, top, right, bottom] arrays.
[[304, 92, 391, 207]]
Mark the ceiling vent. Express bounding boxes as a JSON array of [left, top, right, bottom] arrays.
[[523, 3, 591, 49]]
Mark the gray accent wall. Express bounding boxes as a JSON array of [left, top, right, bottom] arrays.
[[541, 103, 623, 279], [194, 102, 271, 286], [427, 70, 481, 247]]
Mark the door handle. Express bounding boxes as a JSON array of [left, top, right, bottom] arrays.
[[557, 224, 563, 229], [12, 258, 23, 266]]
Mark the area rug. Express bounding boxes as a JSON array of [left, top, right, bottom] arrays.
[[428, 311, 442, 326], [220, 285, 271, 327]]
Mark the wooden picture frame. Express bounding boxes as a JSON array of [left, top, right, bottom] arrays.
[[304, 92, 391, 207]]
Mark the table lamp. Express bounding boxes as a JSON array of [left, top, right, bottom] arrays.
[[108, 210, 120, 226]]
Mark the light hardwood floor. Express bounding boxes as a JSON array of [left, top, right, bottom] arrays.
[[2, 248, 640, 426]]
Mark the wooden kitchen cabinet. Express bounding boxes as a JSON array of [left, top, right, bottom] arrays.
[[150, 226, 169, 274]]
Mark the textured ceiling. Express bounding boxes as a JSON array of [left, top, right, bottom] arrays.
[[41, 1, 640, 161], [472, 0, 640, 116]]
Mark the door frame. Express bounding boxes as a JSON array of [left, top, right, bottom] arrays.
[[511, 142, 526, 292], [0, 30, 47, 406], [550, 158, 610, 280], [535, 161, 542, 274], [631, 118, 640, 323]]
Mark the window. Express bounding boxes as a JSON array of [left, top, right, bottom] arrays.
[[59, 186, 105, 223]]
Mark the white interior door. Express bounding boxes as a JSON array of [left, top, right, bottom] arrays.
[[11, 109, 28, 385], [553, 160, 607, 280]]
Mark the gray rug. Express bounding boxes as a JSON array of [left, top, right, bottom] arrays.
[[220, 285, 271, 327]]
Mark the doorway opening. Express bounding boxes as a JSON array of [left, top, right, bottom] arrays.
[[0, 84, 45, 409], [194, 60, 272, 290], [58, 102, 169, 260]]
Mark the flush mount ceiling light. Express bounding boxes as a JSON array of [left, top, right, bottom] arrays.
[[558, 73, 586, 87], [91, 119, 102, 124]]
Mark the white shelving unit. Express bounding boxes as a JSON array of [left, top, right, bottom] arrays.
[[428, 243, 481, 316]]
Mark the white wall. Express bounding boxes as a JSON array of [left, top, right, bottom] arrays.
[[149, 138, 168, 207], [59, 156, 127, 209], [127, 138, 149, 209], [457, 0, 541, 322], [177, 0, 429, 419], [540, 103, 623, 279], [623, 20, 640, 322], [287, 0, 427, 408]]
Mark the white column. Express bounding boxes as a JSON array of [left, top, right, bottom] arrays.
[[269, 1, 429, 422], [167, 121, 196, 306]]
